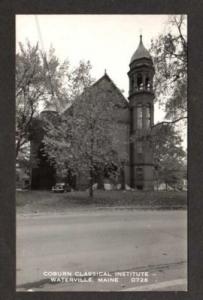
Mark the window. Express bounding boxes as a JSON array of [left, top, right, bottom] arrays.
[[136, 167, 144, 190], [137, 105, 142, 129], [145, 76, 151, 90], [137, 141, 143, 154], [136, 167, 143, 174], [146, 104, 151, 129], [136, 167, 144, 183], [137, 74, 142, 89]]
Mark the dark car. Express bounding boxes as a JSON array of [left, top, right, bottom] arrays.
[[51, 183, 71, 193]]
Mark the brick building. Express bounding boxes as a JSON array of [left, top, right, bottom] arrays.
[[30, 35, 155, 191]]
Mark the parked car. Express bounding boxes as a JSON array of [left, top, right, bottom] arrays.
[[51, 183, 71, 193]]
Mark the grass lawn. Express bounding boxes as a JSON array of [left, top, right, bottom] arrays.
[[16, 189, 187, 214]]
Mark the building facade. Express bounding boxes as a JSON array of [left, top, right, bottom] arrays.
[[30, 35, 155, 191]]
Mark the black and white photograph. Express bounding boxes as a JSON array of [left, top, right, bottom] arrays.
[[15, 14, 187, 292]]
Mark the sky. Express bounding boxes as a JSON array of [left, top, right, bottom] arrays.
[[16, 14, 174, 122]]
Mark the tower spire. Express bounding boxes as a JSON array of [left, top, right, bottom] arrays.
[[130, 34, 151, 63], [128, 35, 155, 190]]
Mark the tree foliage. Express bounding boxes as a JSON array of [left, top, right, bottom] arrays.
[[150, 15, 187, 121], [43, 82, 126, 197], [152, 123, 186, 189], [16, 41, 93, 159], [16, 42, 64, 158], [149, 15, 187, 189]]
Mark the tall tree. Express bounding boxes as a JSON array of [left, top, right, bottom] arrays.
[[152, 123, 186, 190], [43, 81, 126, 197], [16, 41, 92, 159], [16, 42, 64, 159], [150, 15, 187, 122], [148, 15, 187, 189]]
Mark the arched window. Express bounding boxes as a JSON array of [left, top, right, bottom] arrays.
[[145, 75, 150, 90], [137, 73, 142, 89], [137, 105, 142, 129], [146, 104, 151, 129]]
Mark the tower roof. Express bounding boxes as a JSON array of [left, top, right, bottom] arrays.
[[130, 35, 152, 63]]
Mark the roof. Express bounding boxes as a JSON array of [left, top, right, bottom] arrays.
[[61, 72, 128, 115], [130, 35, 152, 63], [91, 72, 128, 107]]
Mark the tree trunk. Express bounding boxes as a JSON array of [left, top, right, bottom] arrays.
[[16, 139, 21, 159], [89, 170, 94, 198], [89, 185, 93, 197], [89, 137, 94, 197], [121, 165, 125, 190], [97, 168, 104, 189]]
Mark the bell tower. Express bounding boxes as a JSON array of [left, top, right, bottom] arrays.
[[128, 35, 155, 190]]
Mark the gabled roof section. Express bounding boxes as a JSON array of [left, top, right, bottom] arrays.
[[91, 72, 128, 108], [62, 72, 128, 115]]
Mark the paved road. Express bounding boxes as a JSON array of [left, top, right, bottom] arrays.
[[16, 209, 187, 291]]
